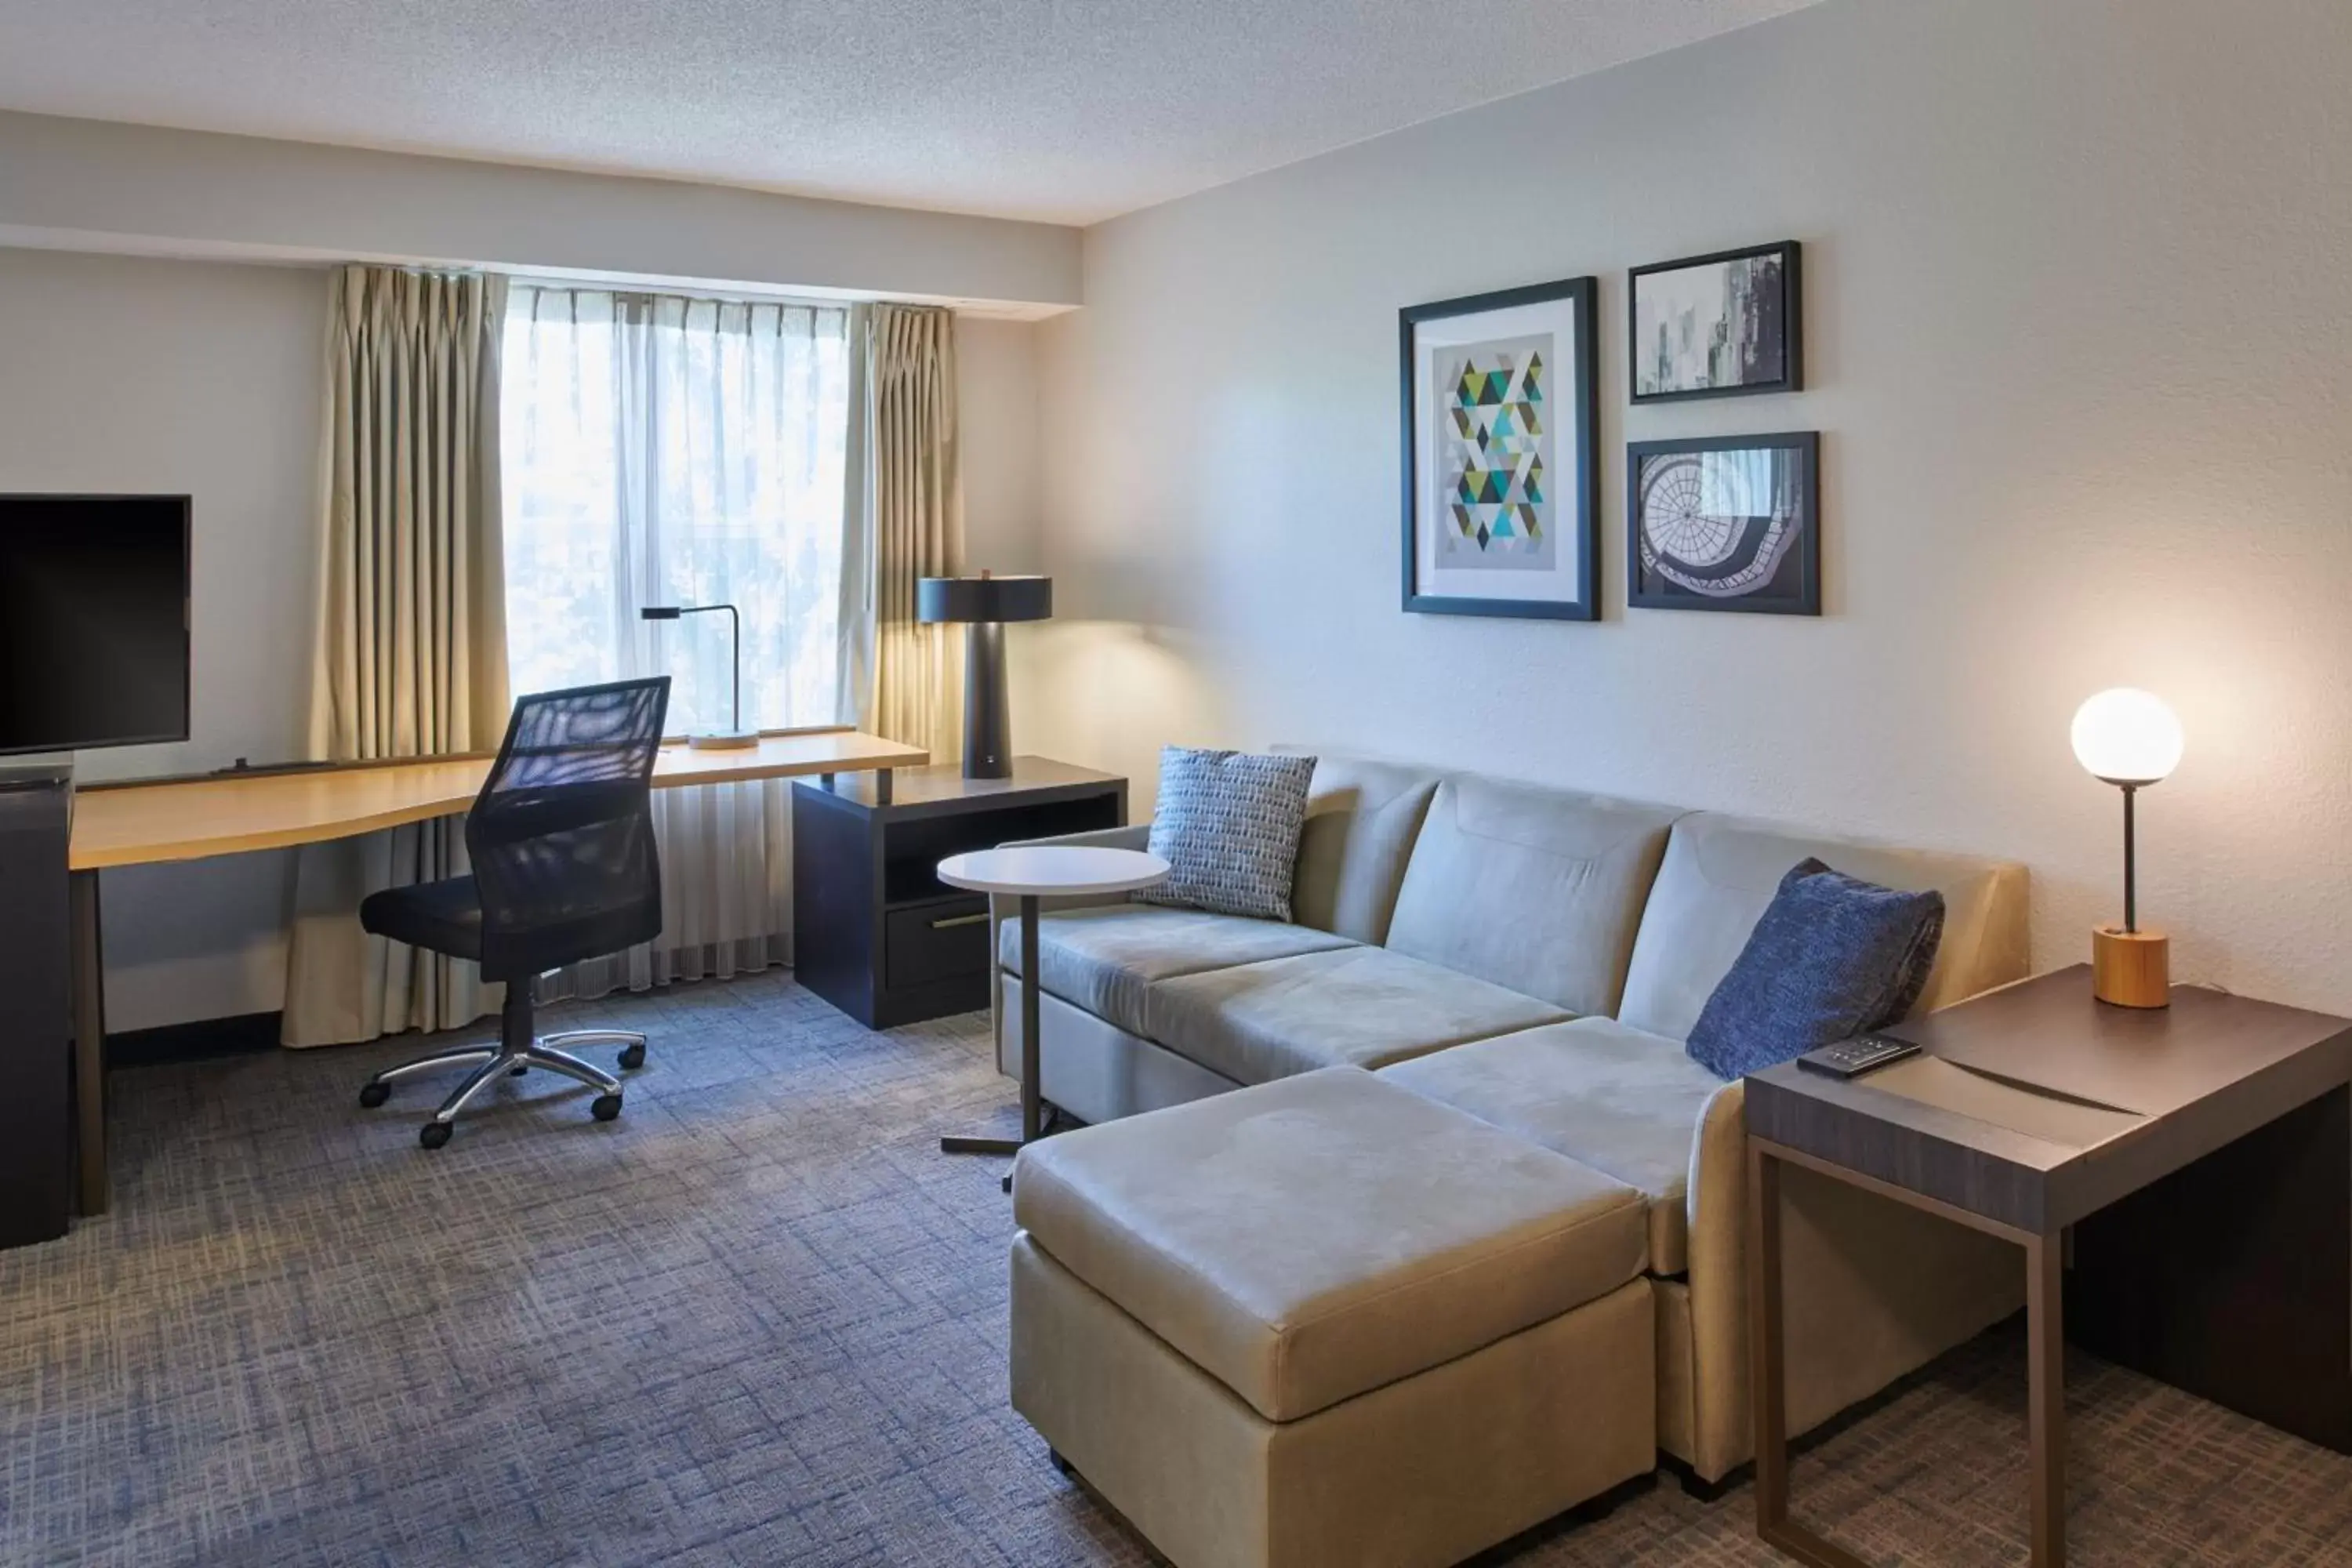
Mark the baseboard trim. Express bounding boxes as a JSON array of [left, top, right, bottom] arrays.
[[107, 1011, 282, 1069]]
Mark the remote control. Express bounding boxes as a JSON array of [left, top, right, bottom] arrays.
[[1796, 1033, 1922, 1080]]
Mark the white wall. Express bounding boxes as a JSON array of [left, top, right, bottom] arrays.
[[959, 319, 1044, 575], [1034, 0, 2352, 1011], [957, 318, 1054, 739], [0, 111, 1080, 314], [0, 249, 325, 1029], [0, 250, 1048, 1031]]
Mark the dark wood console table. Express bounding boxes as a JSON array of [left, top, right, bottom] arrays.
[[1744, 966, 2352, 1567], [791, 758, 1125, 1029]]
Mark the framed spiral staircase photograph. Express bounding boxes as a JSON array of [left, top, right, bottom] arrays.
[[1626, 430, 1820, 615]]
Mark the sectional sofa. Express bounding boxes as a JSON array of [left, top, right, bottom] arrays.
[[986, 754, 2031, 1566]]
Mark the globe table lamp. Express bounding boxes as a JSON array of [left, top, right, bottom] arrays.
[[640, 603, 757, 750], [2071, 688, 2183, 1008], [916, 572, 1052, 779]]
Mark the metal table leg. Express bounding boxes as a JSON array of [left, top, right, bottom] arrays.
[[1751, 1137, 2068, 1568], [941, 895, 1050, 1178], [2027, 1231, 2068, 1567]]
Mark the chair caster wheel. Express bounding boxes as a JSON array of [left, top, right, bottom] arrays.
[[510, 1063, 528, 1076], [618, 1042, 646, 1071], [591, 1093, 623, 1122], [358, 1082, 390, 1109], [419, 1121, 453, 1149]]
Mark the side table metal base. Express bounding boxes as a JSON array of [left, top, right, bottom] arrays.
[[938, 1134, 1025, 1156], [938, 892, 1050, 1193], [942, 1103, 1072, 1190], [926, 855, 1171, 1191]]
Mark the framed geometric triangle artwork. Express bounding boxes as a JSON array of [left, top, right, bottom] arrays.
[[1400, 275, 1599, 620]]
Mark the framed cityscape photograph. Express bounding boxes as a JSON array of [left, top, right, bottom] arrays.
[[1629, 241, 1802, 403], [1627, 432, 1820, 615], [1399, 275, 1600, 621]]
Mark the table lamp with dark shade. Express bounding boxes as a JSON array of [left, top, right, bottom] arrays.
[[2071, 687, 2183, 1008], [640, 602, 757, 749], [917, 572, 1051, 779]]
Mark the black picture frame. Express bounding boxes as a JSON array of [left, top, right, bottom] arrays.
[[1399, 276, 1600, 621], [1626, 432, 1820, 615], [1628, 241, 1802, 404]]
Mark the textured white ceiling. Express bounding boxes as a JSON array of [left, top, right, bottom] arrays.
[[0, 0, 1820, 226]]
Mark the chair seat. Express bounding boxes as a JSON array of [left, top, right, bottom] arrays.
[[1380, 1016, 1730, 1276], [1001, 903, 1358, 1038], [1012, 1065, 1649, 1423], [359, 875, 484, 962]]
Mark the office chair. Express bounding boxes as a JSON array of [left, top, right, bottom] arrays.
[[356, 677, 672, 1148]]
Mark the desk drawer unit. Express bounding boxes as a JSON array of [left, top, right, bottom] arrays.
[[793, 760, 1126, 1029], [887, 898, 993, 989]]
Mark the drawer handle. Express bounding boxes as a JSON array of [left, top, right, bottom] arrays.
[[930, 913, 990, 930]]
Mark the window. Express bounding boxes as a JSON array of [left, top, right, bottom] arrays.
[[501, 286, 852, 735]]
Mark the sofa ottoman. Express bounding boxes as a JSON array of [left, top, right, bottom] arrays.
[[1009, 1066, 1657, 1568]]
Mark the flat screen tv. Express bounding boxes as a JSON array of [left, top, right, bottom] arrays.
[[0, 494, 191, 756]]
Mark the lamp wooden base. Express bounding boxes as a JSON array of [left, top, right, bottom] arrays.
[[2092, 926, 2169, 1008]]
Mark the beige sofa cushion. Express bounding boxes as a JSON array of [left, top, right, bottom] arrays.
[[1012, 1065, 1649, 1423], [1379, 1016, 1725, 1276], [1383, 776, 1679, 1017], [1617, 812, 2031, 1043], [1000, 904, 1357, 1036], [1145, 945, 1569, 1083], [1285, 753, 1443, 945]]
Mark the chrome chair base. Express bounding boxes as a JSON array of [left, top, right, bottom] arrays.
[[361, 1027, 647, 1147]]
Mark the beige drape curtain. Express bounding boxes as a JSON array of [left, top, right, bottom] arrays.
[[841, 303, 964, 760], [281, 265, 511, 1047]]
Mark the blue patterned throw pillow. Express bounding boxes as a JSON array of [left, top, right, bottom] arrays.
[[1141, 747, 1319, 922], [1685, 858, 1946, 1081]]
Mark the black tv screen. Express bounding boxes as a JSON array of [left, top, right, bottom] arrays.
[[0, 495, 191, 755]]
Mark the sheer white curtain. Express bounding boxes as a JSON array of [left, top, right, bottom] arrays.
[[501, 285, 852, 996]]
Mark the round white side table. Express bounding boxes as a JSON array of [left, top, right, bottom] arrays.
[[935, 846, 1170, 1174]]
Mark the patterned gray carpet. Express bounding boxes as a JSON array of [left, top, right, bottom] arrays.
[[5, 969, 2349, 1566]]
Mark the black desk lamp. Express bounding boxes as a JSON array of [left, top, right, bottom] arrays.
[[639, 603, 757, 750], [916, 572, 1052, 779]]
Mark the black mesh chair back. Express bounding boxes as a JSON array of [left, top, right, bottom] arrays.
[[466, 677, 671, 983]]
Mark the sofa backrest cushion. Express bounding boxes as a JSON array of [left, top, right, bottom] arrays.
[[1288, 754, 1444, 945], [1384, 775, 1680, 1016], [1617, 812, 2031, 1043]]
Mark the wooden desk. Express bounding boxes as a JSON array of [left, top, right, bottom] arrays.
[[1744, 967, 2352, 1568], [66, 728, 927, 1214]]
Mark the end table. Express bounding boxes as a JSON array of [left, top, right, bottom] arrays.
[[1744, 965, 2352, 1567], [935, 845, 1169, 1179]]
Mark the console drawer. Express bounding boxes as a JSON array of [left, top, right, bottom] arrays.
[[886, 898, 993, 989]]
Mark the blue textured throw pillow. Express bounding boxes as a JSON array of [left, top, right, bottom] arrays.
[[1140, 747, 1318, 921], [1684, 858, 1946, 1081]]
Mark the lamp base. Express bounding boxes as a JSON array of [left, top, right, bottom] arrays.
[[961, 620, 1011, 779], [687, 730, 760, 751], [2092, 925, 2169, 1008]]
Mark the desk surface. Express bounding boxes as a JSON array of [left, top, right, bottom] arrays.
[[71, 729, 927, 870]]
